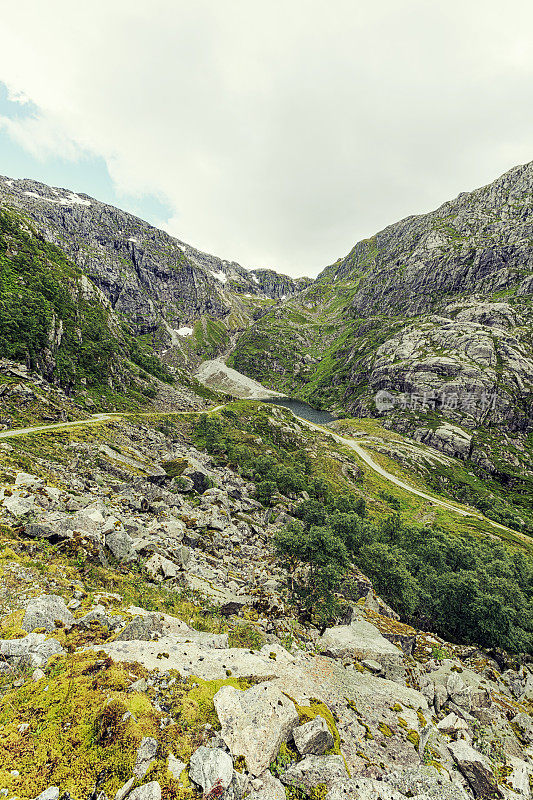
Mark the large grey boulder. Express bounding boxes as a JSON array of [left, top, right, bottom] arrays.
[[512, 712, 533, 745], [448, 740, 503, 799], [247, 771, 286, 799], [0, 632, 64, 668], [214, 682, 298, 776], [33, 788, 59, 800], [189, 745, 234, 795], [126, 782, 161, 800], [22, 594, 74, 633], [144, 553, 181, 580], [106, 530, 137, 562], [281, 755, 349, 794], [319, 619, 404, 679], [293, 716, 334, 756], [134, 736, 159, 779], [326, 778, 402, 799], [15, 472, 44, 489], [114, 614, 163, 642]]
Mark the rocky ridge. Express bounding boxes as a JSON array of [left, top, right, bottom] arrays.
[[0, 402, 531, 800]]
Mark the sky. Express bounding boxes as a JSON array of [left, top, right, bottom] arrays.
[[0, 1, 531, 277]]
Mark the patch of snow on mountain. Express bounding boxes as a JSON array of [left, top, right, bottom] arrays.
[[176, 326, 193, 336], [210, 270, 227, 284]]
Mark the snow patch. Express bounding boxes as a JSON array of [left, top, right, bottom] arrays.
[[4, 179, 14, 187], [210, 270, 227, 284], [280, 294, 287, 300], [127, 237, 138, 243], [251, 274, 260, 284], [176, 326, 193, 336], [22, 190, 91, 207]]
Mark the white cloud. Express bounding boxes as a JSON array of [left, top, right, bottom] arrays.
[[0, 0, 532, 276]]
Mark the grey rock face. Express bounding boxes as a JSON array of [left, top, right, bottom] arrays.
[[247, 771, 286, 799], [214, 682, 299, 776], [280, 754, 349, 793], [105, 530, 137, 562], [126, 783, 161, 800], [0, 633, 64, 668], [114, 614, 163, 642], [22, 594, 75, 633], [188, 746, 234, 795], [319, 619, 404, 680], [293, 716, 334, 756], [33, 789, 60, 800], [448, 740, 503, 799], [134, 736, 159, 779]]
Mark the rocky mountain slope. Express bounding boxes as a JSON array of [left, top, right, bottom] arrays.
[[0, 177, 311, 368], [230, 162, 533, 530], [0, 391, 532, 800]]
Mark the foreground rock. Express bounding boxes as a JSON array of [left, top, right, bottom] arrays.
[[214, 682, 299, 776], [22, 594, 74, 633]]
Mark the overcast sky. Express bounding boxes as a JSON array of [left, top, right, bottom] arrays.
[[0, 1, 532, 276]]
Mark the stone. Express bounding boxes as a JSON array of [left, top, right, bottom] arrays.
[[15, 471, 44, 489], [33, 790, 61, 800], [214, 682, 298, 776], [22, 594, 75, 633], [3, 493, 37, 517], [448, 740, 503, 799], [189, 745, 234, 794], [0, 632, 64, 668], [293, 716, 334, 756], [33, 789, 59, 800], [114, 778, 135, 800], [144, 553, 181, 580], [114, 614, 163, 642], [247, 770, 286, 800], [512, 711, 533, 744], [106, 530, 137, 562], [319, 619, 404, 679], [167, 753, 186, 780], [126, 783, 161, 800], [134, 736, 159, 779], [32, 668, 45, 681], [326, 778, 402, 799], [281, 755, 349, 794], [437, 712, 469, 735]]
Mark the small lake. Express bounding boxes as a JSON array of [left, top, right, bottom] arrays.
[[261, 397, 336, 426]]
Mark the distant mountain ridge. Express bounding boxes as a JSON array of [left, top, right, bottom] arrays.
[[0, 176, 311, 365]]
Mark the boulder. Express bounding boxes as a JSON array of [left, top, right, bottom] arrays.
[[15, 472, 44, 489], [134, 736, 159, 779], [293, 716, 334, 756], [167, 753, 186, 780], [106, 530, 137, 562], [319, 619, 404, 679], [127, 783, 161, 800], [33, 789, 59, 800], [247, 771, 286, 799], [114, 614, 163, 642], [448, 740, 503, 799], [22, 594, 74, 633], [512, 712, 533, 744], [214, 682, 298, 776], [281, 755, 349, 794], [189, 745, 234, 795], [0, 632, 64, 668], [144, 553, 181, 580]]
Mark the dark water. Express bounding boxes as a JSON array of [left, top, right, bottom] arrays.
[[261, 397, 336, 426]]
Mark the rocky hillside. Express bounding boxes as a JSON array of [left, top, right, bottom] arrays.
[[230, 162, 533, 528], [0, 394, 532, 800], [0, 177, 310, 367]]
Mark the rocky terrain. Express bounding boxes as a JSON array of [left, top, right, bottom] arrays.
[[0, 391, 532, 800]]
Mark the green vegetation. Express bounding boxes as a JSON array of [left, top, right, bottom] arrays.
[[280, 501, 533, 653], [0, 209, 117, 387], [190, 403, 533, 653]]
